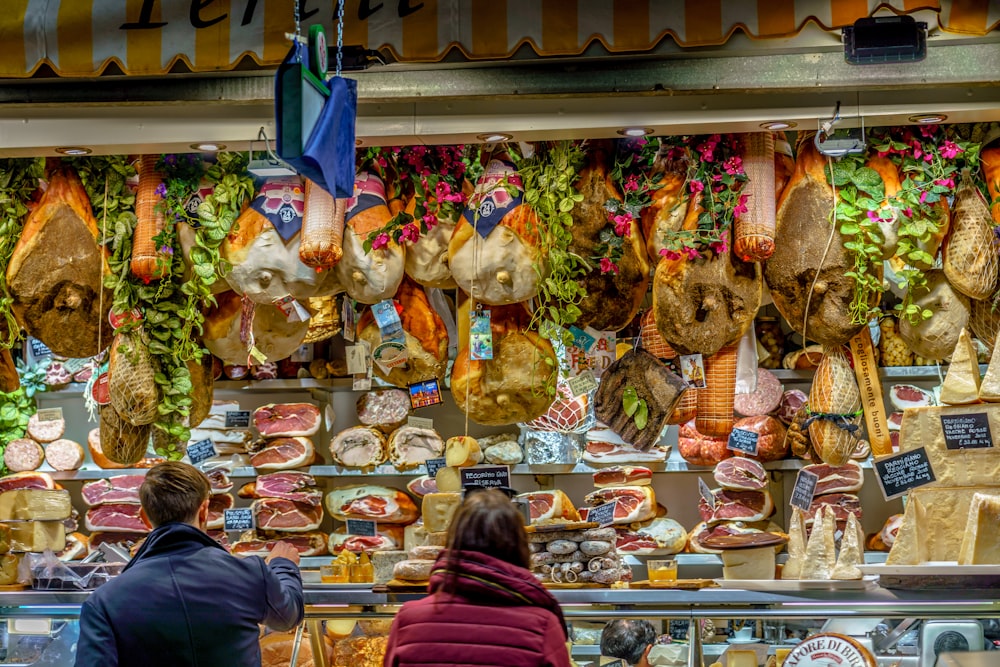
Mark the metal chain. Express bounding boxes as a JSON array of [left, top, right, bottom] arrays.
[[335, 0, 345, 77]]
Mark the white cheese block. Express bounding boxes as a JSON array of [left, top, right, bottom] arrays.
[[958, 492, 1000, 564], [780, 507, 806, 580], [940, 329, 982, 405], [721, 545, 775, 580], [899, 405, 1000, 487], [9, 521, 65, 552], [434, 466, 463, 494], [403, 523, 448, 552], [0, 489, 72, 521], [372, 550, 409, 585], [980, 338, 1000, 401], [727, 651, 757, 667], [887, 486, 998, 565], [421, 493, 462, 534]]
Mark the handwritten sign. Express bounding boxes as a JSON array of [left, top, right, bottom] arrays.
[[790, 468, 819, 511], [28, 338, 51, 359], [346, 519, 377, 537], [223, 508, 254, 532], [460, 465, 511, 490], [408, 416, 434, 430], [941, 413, 994, 450], [873, 447, 937, 501], [567, 370, 598, 397], [727, 428, 759, 455], [187, 439, 217, 466], [225, 411, 251, 428], [424, 457, 448, 478], [35, 408, 63, 422], [587, 501, 618, 527]]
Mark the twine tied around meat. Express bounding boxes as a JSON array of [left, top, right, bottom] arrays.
[[802, 406, 864, 435]]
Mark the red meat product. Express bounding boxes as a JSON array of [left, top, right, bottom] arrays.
[[252, 403, 321, 438], [231, 531, 328, 557], [249, 437, 315, 471], [405, 475, 438, 498], [615, 516, 688, 555], [583, 486, 656, 524], [731, 415, 788, 462], [208, 529, 231, 551], [328, 525, 404, 554], [888, 383, 935, 410], [592, 466, 653, 488], [734, 369, 783, 416], [887, 412, 903, 431], [238, 471, 322, 506], [88, 532, 147, 552], [515, 490, 581, 524], [879, 514, 903, 549], [81, 475, 144, 506], [807, 493, 862, 524], [252, 498, 324, 532], [356, 390, 410, 430], [206, 469, 233, 494], [774, 389, 807, 425], [583, 440, 669, 464], [0, 471, 55, 492], [325, 485, 420, 524], [801, 460, 864, 495], [206, 493, 234, 530], [677, 420, 731, 467], [687, 521, 772, 554], [712, 458, 768, 491], [698, 488, 774, 524], [85, 503, 149, 533]]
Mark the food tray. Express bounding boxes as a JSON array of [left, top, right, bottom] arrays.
[[630, 579, 719, 590], [541, 582, 605, 589], [32, 563, 126, 591], [714, 575, 879, 591], [525, 521, 598, 534], [859, 563, 1000, 589], [373, 579, 429, 592]]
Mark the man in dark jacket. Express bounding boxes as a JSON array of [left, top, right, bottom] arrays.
[[74, 461, 303, 667]]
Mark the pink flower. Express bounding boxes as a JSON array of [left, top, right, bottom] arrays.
[[371, 233, 390, 250], [599, 257, 619, 274], [442, 193, 465, 204], [866, 210, 881, 223], [376, 156, 389, 169], [919, 191, 929, 203], [923, 152, 933, 163], [934, 178, 955, 190], [877, 151, 889, 158], [733, 194, 749, 218], [723, 156, 743, 176], [613, 214, 632, 237], [400, 224, 421, 244], [710, 230, 729, 255], [688, 180, 705, 194], [436, 180, 452, 199], [685, 246, 700, 260], [903, 208, 913, 218], [422, 214, 438, 229], [940, 141, 963, 159], [909, 141, 922, 160], [659, 249, 681, 260], [919, 124, 939, 138], [624, 175, 640, 193]]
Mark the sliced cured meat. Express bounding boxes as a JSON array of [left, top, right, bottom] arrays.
[[81, 475, 145, 506], [325, 485, 420, 524], [249, 437, 315, 471], [879, 514, 903, 550], [677, 420, 731, 467], [801, 461, 864, 495], [615, 516, 687, 555], [238, 471, 322, 506], [252, 497, 323, 532], [57, 532, 89, 561], [775, 389, 807, 425], [44, 439, 84, 471], [206, 469, 233, 494], [208, 529, 231, 551], [733, 369, 783, 417], [514, 490, 581, 524], [592, 466, 653, 488], [252, 403, 321, 438], [206, 493, 234, 530], [583, 486, 656, 525], [687, 520, 773, 554], [405, 475, 438, 498], [582, 440, 668, 464], [27, 413, 65, 443], [698, 488, 774, 524], [328, 525, 404, 554], [85, 503, 149, 533], [4, 439, 43, 472], [356, 390, 411, 430], [713, 458, 768, 492], [197, 401, 240, 431], [888, 383, 935, 410], [231, 531, 328, 557], [0, 471, 55, 492], [387, 426, 445, 470], [330, 426, 387, 468], [807, 493, 862, 524], [731, 415, 789, 462], [88, 532, 147, 552], [887, 412, 903, 431]]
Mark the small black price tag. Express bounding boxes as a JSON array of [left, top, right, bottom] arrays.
[[460, 465, 511, 490], [225, 411, 251, 428], [346, 519, 377, 537], [727, 428, 759, 455], [223, 508, 254, 532], [29, 338, 51, 359], [187, 439, 217, 466], [587, 500, 618, 527], [790, 468, 819, 512], [873, 446, 937, 501], [940, 413, 993, 450], [424, 457, 448, 478]]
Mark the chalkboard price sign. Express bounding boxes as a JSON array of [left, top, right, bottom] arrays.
[[460, 465, 511, 490], [873, 447, 937, 501], [424, 457, 448, 478], [940, 413, 994, 450], [346, 519, 377, 537], [223, 508, 254, 532], [727, 428, 759, 455], [187, 439, 217, 466], [225, 411, 252, 428], [587, 500, 618, 527], [790, 469, 819, 511]]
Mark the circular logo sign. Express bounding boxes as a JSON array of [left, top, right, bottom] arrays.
[[782, 633, 875, 667]]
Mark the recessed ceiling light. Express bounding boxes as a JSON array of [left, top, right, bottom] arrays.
[[190, 142, 225, 152], [476, 133, 512, 143], [760, 121, 797, 131], [909, 114, 947, 124], [55, 147, 92, 156], [617, 127, 654, 137]]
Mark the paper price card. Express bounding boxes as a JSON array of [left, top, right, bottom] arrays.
[[346, 519, 377, 537], [469, 309, 493, 360], [697, 478, 715, 507], [789, 469, 819, 511], [35, 408, 63, 422], [408, 416, 434, 430], [874, 447, 936, 501], [187, 439, 217, 466], [372, 299, 405, 343], [224, 508, 254, 532], [567, 371, 598, 397]]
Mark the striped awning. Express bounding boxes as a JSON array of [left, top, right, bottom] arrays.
[[1, 0, 997, 78]]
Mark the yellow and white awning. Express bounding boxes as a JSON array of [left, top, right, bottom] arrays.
[[0, 0, 997, 77]]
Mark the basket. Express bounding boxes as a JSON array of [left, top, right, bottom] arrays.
[[696, 342, 738, 437], [299, 178, 346, 269], [733, 132, 776, 262]]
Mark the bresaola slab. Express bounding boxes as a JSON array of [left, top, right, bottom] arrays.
[[81, 475, 145, 506]]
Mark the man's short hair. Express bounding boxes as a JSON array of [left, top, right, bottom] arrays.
[[601, 619, 658, 665], [139, 462, 211, 527]]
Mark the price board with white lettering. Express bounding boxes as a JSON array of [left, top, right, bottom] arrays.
[[424, 457, 448, 478], [587, 501, 618, 527], [187, 439, 217, 466], [223, 508, 254, 532], [346, 519, 377, 537], [727, 428, 759, 455], [225, 411, 251, 428], [874, 447, 936, 501], [460, 465, 511, 490], [790, 468, 819, 511]]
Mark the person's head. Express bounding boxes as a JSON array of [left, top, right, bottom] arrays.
[[139, 462, 212, 530], [445, 488, 530, 569], [601, 619, 658, 666]]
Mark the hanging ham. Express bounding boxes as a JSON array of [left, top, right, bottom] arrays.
[[202, 291, 309, 365]]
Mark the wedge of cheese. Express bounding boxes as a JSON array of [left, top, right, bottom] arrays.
[[899, 405, 1000, 488], [887, 486, 998, 564], [780, 507, 806, 580], [0, 554, 20, 585], [421, 493, 462, 533], [434, 466, 462, 494], [0, 489, 72, 521], [8, 520, 65, 552], [372, 550, 409, 585], [958, 492, 1000, 564], [980, 338, 1000, 402], [727, 651, 757, 667], [799, 506, 835, 580], [831, 512, 863, 580], [940, 329, 982, 405], [721, 545, 776, 580]]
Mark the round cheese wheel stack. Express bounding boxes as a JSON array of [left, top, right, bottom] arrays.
[[45, 439, 85, 471], [5, 439, 44, 472], [27, 413, 66, 443]]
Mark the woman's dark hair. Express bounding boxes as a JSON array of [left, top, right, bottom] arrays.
[[441, 489, 531, 589], [139, 461, 211, 528]]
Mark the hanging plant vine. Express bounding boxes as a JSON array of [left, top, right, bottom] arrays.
[[0, 158, 44, 348]]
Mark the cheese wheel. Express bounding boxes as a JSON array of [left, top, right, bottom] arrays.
[[444, 436, 482, 468], [44, 439, 85, 472], [26, 414, 66, 443], [4, 439, 44, 473], [392, 558, 434, 582], [434, 466, 463, 494]]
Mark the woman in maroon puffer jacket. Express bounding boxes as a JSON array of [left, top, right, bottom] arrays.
[[383, 489, 571, 667]]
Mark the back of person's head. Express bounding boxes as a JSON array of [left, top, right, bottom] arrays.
[[445, 489, 530, 569], [601, 619, 658, 665], [140, 462, 211, 528]]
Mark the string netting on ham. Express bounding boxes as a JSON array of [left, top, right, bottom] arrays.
[[944, 172, 998, 300], [521, 379, 595, 434], [638, 309, 676, 360], [807, 347, 863, 466], [100, 404, 151, 466], [108, 329, 160, 427], [970, 298, 1000, 350], [696, 342, 738, 438]]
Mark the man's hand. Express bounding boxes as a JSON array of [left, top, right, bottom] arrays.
[[265, 542, 300, 566]]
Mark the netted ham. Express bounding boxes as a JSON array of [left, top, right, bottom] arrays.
[[6, 168, 113, 358], [206, 493, 234, 530], [732, 132, 776, 262], [328, 525, 403, 554], [583, 486, 656, 525], [615, 516, 687, 556], [802, 461, 864, 495], [85, 503, 149, 533], [515, 490, 581, 524], [592, 466, 652, 488], [325, 485, 419, 524], [387, 426, 445, 470], [232, 531, 328, 557], [809, 347, 863, 466], [698, 488, 774, 524], [249, 437, 315, 471], [898, 270, 970, 361], [81, 475, 144, 506], [330, 426, 387, 468], [713, 458, 767, 492], [523, 382, 591, 433], [203, 291, 310, 365], [108, 329, 159, 427], [253, 403, 320, 438], [238, 472, 322, 506], [252, 497, 323, 532], [944, 172, 998, 300]]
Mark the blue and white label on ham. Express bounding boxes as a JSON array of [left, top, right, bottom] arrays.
[[250, 176, 305, 242], [790, 468, 819, 511], [346, 518, 377, 537], [187, 439, 217, 466], [224, 508, 254, 532], [587, 500, 618, 527], [462, 159, 524, 238], [727, 428, 759, 455], [345, 171, 388, 223]]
